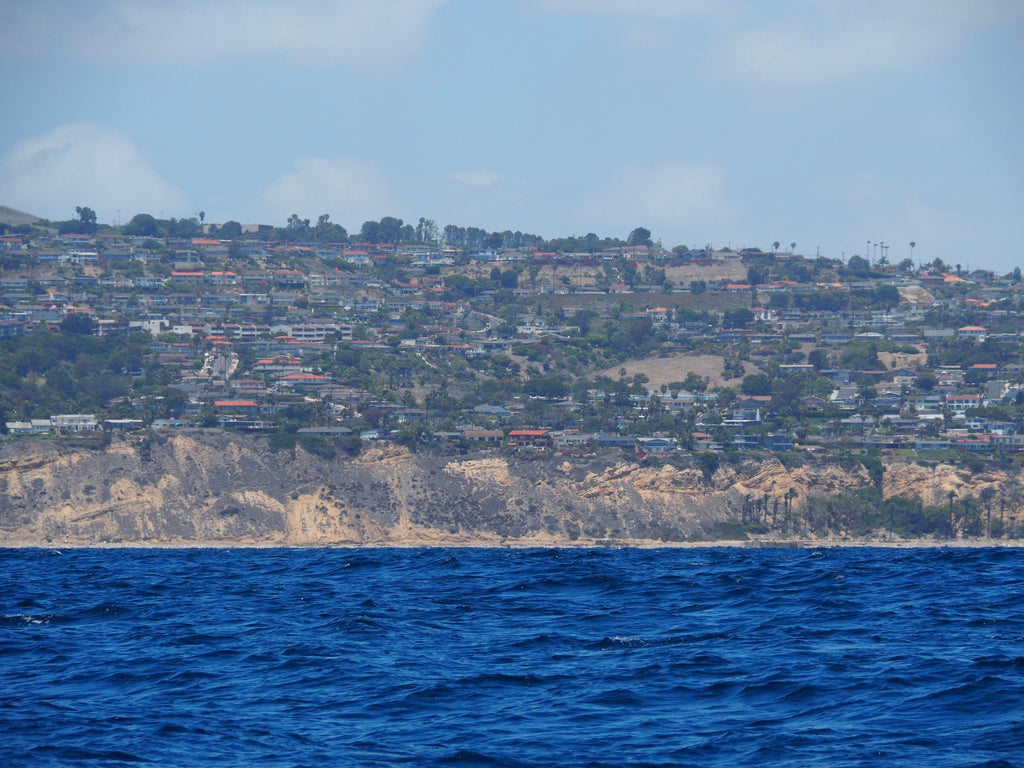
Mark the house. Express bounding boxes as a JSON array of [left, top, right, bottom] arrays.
[[875, 391, 904, 410], [830, 385, 860, 409], [724, 397, 768, 426], [207, 271, 238, 286], [277, 372, 330, 389], [214, 400, 260, 416], [838, 414, 873, 434], [946, 394, 981, 414], [507, 429, 551, 448], [730, 434, 760, 450], [957, 325, 987, 342], [51, 414, 97, 432], [0, 320, 26, 338], [951, 436, 991, 452], [799, 395, 826, 412], [463, 429, 505, 444], [636, 436, 678, 454], [937, 369, 965, 387], [274, 270, 306, 289], [692, 432, 723, 451], [594, 433, 636, 450], [553, 431, 594, 451], [171, 271, 206, 285], [473, 405, 512, 418], [989, 434, 1024, 452]]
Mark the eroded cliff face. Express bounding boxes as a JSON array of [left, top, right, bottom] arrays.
[[0, 431, 1020, 546]]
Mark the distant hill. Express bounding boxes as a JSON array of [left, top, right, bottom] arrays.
[[0, 206, 41, 227]]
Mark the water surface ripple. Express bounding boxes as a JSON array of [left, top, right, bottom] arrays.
[[2, 547, 1023, 766]]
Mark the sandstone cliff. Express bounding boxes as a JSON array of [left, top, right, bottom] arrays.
[[0, 431, 1020, 546]]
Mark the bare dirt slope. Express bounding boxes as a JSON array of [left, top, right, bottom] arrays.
[[0, 206, 41, 227], [600, 354, 749, 389]]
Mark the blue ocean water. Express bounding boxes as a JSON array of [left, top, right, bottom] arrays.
[[2, 547, 1023, 767]]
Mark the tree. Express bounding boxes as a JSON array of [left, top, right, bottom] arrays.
[[286, 214, 310, 239], [57, 206, 99, 235], [76, 206, 97, 232], [695, 452, 719, 484], [772, 241, 780, 254], [747, 265, 767, 286], [422, 218, 439, 244], [314, 214, 347, 242], [359, 220, 381, 243], [123, 213, 160, 237], [524, 375, 569, 400], [741, 373, 771, 396], [861, 453, 885, 495], [60, 313, 94, 335], [627, 227, 652, 248], [846, 254, 871, 277], [790, 242, 796, 254], [219, 220, 242, 238], [723, 308, 754, 329], [378, 216, 404, 243]]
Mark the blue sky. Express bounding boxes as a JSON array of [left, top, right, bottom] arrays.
[[1, 0, 1022, 272]]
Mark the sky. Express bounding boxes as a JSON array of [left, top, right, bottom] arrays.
[[1, 0, 1022, 273]]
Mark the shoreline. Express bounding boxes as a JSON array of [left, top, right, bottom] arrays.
[[4, 536, 1022, 550]]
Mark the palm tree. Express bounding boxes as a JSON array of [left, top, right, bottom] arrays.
[[981, 487, 995, 538], [909, 241, 916, 262], [772, 241, 780, 254], [790, 242, 796, 254]]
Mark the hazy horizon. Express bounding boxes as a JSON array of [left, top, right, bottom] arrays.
[[1, 1, 1021, 272]]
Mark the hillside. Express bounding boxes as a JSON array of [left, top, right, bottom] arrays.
[[1, 431, 1019, 547], [0, 206, 41, 227]]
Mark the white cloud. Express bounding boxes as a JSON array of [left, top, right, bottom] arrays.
[[449, 169, 502, 187], [577, 161, 734, 241], [257, 156, 389, 228], [531, 0, 726, 20], [0, 0, 448, 71], [715, 0, 1024, 88], [0, 123, 187, 222], [529, 0, 1022, 87]]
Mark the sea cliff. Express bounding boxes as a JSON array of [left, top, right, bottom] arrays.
[[1, 430, 1020, 547]]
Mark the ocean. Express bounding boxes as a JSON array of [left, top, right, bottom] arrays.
[[2, 546, 1023, 767]]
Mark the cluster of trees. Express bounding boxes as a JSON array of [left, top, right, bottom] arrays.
[[0, 324, 151, 421], [33, 207, 671, 257], [798, 485, 1013, 539], [56, 206, 98, 236]]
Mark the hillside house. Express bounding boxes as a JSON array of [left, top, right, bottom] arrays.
[[507, 429, 551, 448], [957, 325, 987, 342]]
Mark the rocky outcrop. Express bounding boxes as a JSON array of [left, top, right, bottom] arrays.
[[0, 431, 1020, 546]]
